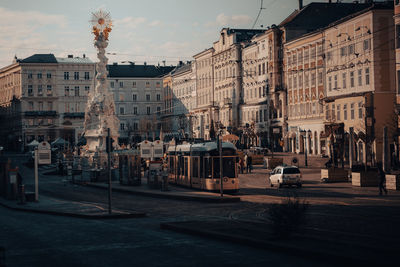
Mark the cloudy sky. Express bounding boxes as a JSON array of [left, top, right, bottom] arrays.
[[0, 0, 360, 66]]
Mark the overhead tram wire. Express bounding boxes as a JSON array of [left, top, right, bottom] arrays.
[[251, 0, 265, 29]]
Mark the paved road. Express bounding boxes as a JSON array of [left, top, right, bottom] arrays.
[[2, 153, 400, 266]]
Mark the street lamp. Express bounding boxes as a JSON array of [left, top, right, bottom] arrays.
[[300, 130, 309, 167]]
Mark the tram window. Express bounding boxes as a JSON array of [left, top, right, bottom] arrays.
[[178, 156, 184, 175], [200, 157, 203, 178], [213, 158, 220, 178], [184, 158, 188, 177], [192, 158, 199, 178], [223, 158, 236, 178], [204, 157, 212, 178]]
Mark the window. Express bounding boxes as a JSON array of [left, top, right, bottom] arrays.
[[64, 72, 69, 80], [133, 81, 136, 87], [334, 75, 337, 89], [28, 85, 33, 96], [38, 85, 43, 95], [133, 122, 138, 130], [85, 86, 90, 92], [327, 51, 332, 61], [262, 63, 266, 75], [37, 73, 42, 79], [325, 105, 330, 120], [344, 104, 348, 120], [64, 86, 69, 96], [146, 106, 151, 115], [365, 68, 370, 85], [358, 102, 363, 119], [340, 46, 347, 57], [398, 70, 400, 94], [342, 73, 347, 89], [110, 81, 114, 88], [363, 39, 371, 51], [305, 73, 309, 87], [28, 102, 34, 111], [337, 104, 341, 120], [132, 94, 137, 101], [28, 73, 33, 79], [299, 74, 303, 88], [156, 94, 161, 101], [156, 81, 160, 88], [133, 106, 138, 114], [119, 81, 124, 88], [74, 86, 79, 96], [328, 76, 332, 91], [293, 76, 297, 88], [146, 81, 150, 88], [84, 72, 90, 80], [350, 71, 354, 87], [119, 106, 125, 115], [146, 94, 150, 101], [358, 69, 362, 86], [348, 44, 355, 55], [47, 85, 52, 95], [157, 106, 161, 114], [331, 103, 336, 120], [311, 73, 316, 87], [38, 102, 43, 111], [74, 72, 79, 80], [120, 123, 125, 130], [311, 47, 316, 59], [47, 102, 53, 111], [350, 103, 355, 120], [318, 72, 323, 84], [46, 73, 51, 79]]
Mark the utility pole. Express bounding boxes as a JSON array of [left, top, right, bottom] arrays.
[[107, 128, 112, 214], [218, 130, 223, 197], [34, 148, 39, 202]]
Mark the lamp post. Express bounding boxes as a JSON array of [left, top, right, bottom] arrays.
[[300, 130, 308, 167]]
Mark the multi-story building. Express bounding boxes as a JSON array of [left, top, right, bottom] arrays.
[[395, 0, 400, 165], [170, 62, 196, 138], [107, 62, 174, 143], [285, 31, 325, 155], [212, 28, 263, 132], [323, 2, 395, 165], [0, 54, 94, 151], [193, 48, 214, 140]]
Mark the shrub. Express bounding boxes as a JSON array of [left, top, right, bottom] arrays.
[[268, 193, 309, 238]]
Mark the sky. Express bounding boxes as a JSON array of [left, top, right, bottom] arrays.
[[0, 0, 372, 67]]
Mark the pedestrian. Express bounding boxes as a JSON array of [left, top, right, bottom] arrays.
[[377, 162, 388, 195], [239, 158, 244, 174], [247, 155, 253, 173], [244, 154, 248, 173]]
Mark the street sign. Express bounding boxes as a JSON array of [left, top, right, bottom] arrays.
[[37, 141, 51, 165]]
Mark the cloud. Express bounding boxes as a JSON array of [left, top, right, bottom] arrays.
[[149, 20, 162, 27], [114, 16, 146, 29], [214, 13, 252, 27]]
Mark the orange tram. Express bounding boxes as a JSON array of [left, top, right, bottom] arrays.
[[167, 141, 239, 192]]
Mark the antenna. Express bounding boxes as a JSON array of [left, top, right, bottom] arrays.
[[251, 0, 265, 29]]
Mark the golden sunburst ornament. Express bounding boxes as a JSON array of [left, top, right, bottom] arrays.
[[90, 9, 112, 40]]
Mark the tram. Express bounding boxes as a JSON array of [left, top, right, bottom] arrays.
[[167, 141, 239, 192]]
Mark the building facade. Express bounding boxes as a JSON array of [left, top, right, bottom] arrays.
[[107, 63, 174, 143], [0, 54, 94, 151]]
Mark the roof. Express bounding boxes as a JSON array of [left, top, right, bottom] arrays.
[[56, 57, 93, 64], [107, 64, 175, 78], [225, 28, 265, 43], [279, 2, 373, 42], [20, 54, 57, 64], [171, 63, 192, 76]]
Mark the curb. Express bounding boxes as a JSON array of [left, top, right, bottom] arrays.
[[87, 183, 241, 203], [160, 221, 386, 265], [0, 201, 146, 219]]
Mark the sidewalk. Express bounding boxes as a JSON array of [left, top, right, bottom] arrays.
[[0, 195, 146, 219], [87, 181, 241, 203]]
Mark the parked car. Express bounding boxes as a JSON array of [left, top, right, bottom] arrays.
[[268, 165, 302, 188]]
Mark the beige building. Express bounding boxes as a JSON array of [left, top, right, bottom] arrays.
[[285, 31, 325, 155], [193, 48, 214, 139], [323, 3, 395, 166], [0, 54, 94, 151]]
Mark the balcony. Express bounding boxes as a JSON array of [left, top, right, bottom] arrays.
[[64, 112, 85, 118], [24, 111, 57, 117]]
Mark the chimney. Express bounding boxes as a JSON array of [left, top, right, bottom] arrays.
[[68, 55, 73, 58], [298, 0, 303, 9], [179, 61, 183, 66], [83, 54, 86, 58], [162, 60, 166, 66], [144, 61, 147, 66]]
